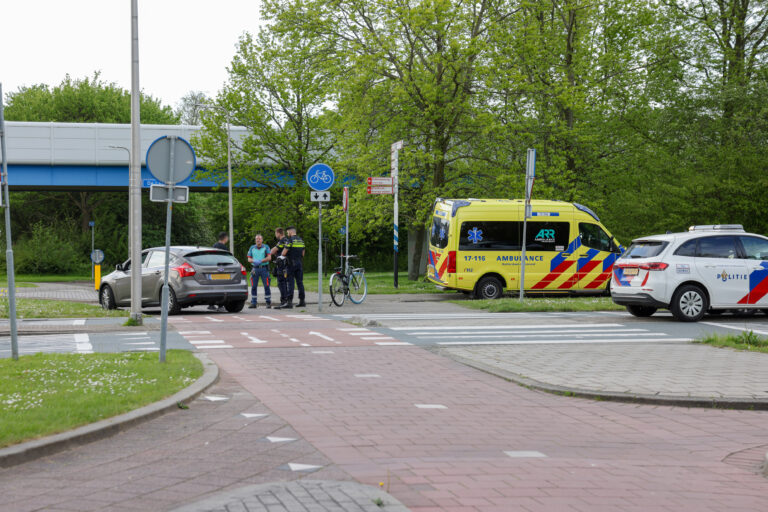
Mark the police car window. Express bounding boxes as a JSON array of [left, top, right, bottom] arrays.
[[430, 217, 450, 249], [697, 236, 738, 259], [739, 237, 768, 260], [623, 241, 668, 258], [674, 239, 697, 257], [459, 222, 521, 251], [525, 222, 570, 252], [579, 223, 613, 252]]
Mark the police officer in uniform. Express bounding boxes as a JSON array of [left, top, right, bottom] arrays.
[[270, 228, 290, 307], [276, 226, 306, 309]]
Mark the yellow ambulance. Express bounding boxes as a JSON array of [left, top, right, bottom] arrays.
[[426, 199, 624, 298]]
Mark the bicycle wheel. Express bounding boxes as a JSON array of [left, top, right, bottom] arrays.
[[348, 270, 367, 304], [329, 272, 346, 307]]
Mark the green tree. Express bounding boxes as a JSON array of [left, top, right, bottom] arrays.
[[5, 72, 177, 124], [192, 21, 338, 257], [264, 0, 514, 278]]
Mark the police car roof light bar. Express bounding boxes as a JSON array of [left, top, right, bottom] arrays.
[[688, 224, 744, 232]]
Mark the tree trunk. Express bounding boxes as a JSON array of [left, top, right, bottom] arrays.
[[407, 225, 426, 281]]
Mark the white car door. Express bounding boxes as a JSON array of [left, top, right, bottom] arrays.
[[693, 236, 749, 308], [738, 236, 768, 307]]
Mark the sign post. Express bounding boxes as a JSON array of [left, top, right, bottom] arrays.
[[519, 148, 536, 301], [306, 163, 334, 312], [146, 135, 196, 362], [0, 83, 19, 360], [91, 249, 105, 291], [90, 220, 95, 281], [391, 141, 403, 288], [343, 187, 349, 276]]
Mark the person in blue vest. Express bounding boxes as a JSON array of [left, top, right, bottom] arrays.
[[276, 226, 306, 309], [247, 234, 271, 309]]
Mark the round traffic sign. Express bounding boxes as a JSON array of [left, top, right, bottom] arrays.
[[90, 249, 105, 264], [306, 163, 334, 192], [146, 136, 196, 185]]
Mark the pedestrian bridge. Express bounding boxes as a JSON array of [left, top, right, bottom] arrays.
[[2, 121, 253, 190]]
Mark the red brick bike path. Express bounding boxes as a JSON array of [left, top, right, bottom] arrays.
[[209, 345, 768, 512]]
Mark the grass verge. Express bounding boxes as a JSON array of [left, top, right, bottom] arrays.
[[455, 296, 623, 312], [0, 298, 129, 319], [696, 331, 768, 353], [0, 274, 90, 283], [0, 350, 203, 448]]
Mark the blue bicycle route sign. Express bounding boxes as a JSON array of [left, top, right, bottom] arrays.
[[306, 163, 335, 192]]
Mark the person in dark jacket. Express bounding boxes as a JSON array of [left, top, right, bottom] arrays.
[[276, 226, 306, 309], [270, 228, 290, 307], [208, 231, 230, 311], [213, 231, 229, 251]]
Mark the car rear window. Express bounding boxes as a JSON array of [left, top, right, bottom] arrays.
[[185, 251, 239, 266], [623, 241, 668, 258]]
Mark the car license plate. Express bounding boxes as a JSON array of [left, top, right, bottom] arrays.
[[210, 274, 231, 280], [623, 268, 639, 276]]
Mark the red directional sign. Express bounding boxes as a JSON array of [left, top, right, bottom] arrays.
[[367, 177, 394, 186], [367, 186, 394, 195]]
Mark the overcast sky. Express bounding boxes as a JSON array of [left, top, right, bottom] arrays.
[[0, 0, 263, 110]]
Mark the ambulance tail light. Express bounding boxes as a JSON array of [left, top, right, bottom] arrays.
[[639, 262, 668, 271], [447, 251, 457, 274]]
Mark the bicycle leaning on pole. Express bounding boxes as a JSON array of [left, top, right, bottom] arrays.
[[329, 254, 367, 306]]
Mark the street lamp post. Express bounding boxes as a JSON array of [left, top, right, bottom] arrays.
[[197, 105, 234, 254], [129, 0, 143, 324]]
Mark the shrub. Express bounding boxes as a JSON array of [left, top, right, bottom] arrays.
[[12, 222, 88, 274]]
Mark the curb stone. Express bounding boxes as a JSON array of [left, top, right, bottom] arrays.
[[0, 352, 219, 468], [437, 348, 768, 411], [167, 480, 411, 512], [763, 452, 768, 477]]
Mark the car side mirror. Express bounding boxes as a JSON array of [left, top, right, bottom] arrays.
[[116, 263, 123, 271]]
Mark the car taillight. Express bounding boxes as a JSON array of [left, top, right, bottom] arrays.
[[639, 262, 668, 271], [173, 262, 196, 277], [447, 251, 457, 274], [240, 264, 247, 276]]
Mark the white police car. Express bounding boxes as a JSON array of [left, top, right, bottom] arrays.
[[610, 225, 768, 321]]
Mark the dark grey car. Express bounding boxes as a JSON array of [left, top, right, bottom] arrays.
[[99, 246, 248, 314]]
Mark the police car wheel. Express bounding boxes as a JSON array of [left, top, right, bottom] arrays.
[[475, 276, 503, 300], [626, 305, 656, 317], [670, 284, 707, 322]]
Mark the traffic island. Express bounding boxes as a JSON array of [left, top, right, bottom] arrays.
[[0, 352, 218, 467], [435, 342, 768, 411], [168, 480, 411, 512]]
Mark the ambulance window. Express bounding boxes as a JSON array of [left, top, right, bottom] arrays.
[[459, 222, 521, 251], [430, 217, 450, 249], [525, 222, 570, 251], [579, 223, 614, 252], [697, 236, 738, 259], [738, 236, 768, 260]]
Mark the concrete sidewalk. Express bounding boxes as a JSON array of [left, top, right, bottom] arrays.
[[439, 341, 768, 409]]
